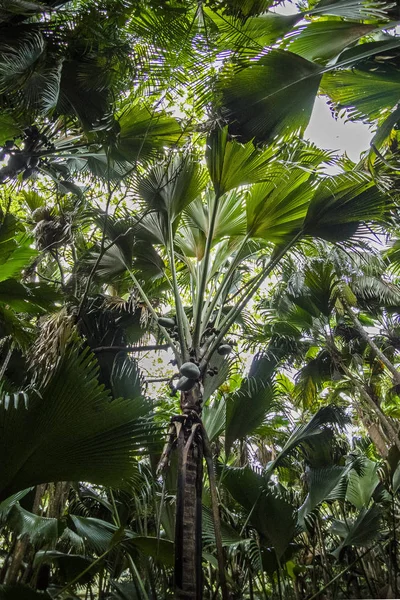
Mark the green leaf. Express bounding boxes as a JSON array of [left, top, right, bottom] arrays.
[[287, 21, 375, 63], [0, 488, 32, 518], [269, 405, 350, 472], [307, 0, 392, 20], [202, 399, 226, 443], [0, 240, 37, 282], [246, 167, 315, 242], [111, 355, 145, 402], [110, 581, 141, 600], [303, 173, 390, 241], [220, 465, 296, 557], [0, 279, 60, 313], [20, 190, 46, 211], [369, 104, 400, 161], [202, 505, 243, 547], [136, 155, 208, 223], [202, 352, 232, 403], [332, 505, 382, 557], [33, 550, 98, 584], [128, 536, 174, 567], [0, 112, 22, 145], [68, 514, 118, 553], [205, 5, 299, 51], [7, 503, 60, 545], [0, 345, 158, 500], [298, 465, 349, 527], [225, 352, 277, 455], [115, 102, 185, 163], [346, 458, 380, 509], [205, 126, 275, 196], [182, 192, 247, 251], [322, 51, 400, 122], [220, 50, 322, 144]]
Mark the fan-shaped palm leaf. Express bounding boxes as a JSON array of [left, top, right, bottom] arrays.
[[331, 504, 382, 557], [246, 167, 316, 242], [220, 466, 296, 556], [6, 503, 60, 546], [219, 50, 322, 144], [225, 351, 279, 455], [322, 47, 400, 122], [346, 458, 380, 508], [0, 345, 160, 501], [135, 155, 208, 224], [202, 505, 243, 547], [287, 21, 376, 63], [268, 405, 350, 472], [303, 172, 390, 241], [113, 101, 185, 164], [205, 126, 276, 197], [298, 465, 350, 527]]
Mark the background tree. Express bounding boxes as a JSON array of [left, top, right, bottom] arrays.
[[2, 0, 400, 598]]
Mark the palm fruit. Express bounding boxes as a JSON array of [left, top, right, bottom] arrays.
[[217, 344, 232, 356], [175, 376, 196, 392], [158, 316, 176, 329], [180, 362, 200, 379]]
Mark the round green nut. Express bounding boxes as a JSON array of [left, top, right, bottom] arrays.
[[180, 361, 200, 379], [157, 316, 176, 329], [175, 376, 196, 392], [217, 344, 232, 356]]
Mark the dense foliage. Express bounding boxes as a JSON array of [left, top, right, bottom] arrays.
[[1, 0, 400, 598]]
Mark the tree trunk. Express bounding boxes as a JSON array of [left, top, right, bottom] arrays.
[[174, 384, 204, 600], [343, 301, 400, 384], [4, 536, 28, 584]]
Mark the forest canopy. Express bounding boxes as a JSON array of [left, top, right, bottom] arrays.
[[1, 0, 400, 598]]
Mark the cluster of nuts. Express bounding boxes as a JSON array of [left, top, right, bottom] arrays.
[[157, 315, 233, 394]]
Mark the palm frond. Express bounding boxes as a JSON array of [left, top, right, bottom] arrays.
[[269, 405, 350, 472], [0, 344, 161, 501], [219, 50, 322, 145], [225, 351, 278, 455]]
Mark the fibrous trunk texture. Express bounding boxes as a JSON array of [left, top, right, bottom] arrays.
[[175, 386, 204, 600]]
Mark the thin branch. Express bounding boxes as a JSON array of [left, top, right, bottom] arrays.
[[168, 219, 189, 361], [124, 266, 181, 367], [91, 344, 170, 353], [192, 192, 221, 350], [307, 547, 374, 600], [77, 155, 114, 319], [342, 297, 400, 384]]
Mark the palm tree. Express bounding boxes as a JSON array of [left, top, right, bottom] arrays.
[[2, 0, 400, 597], [97, 132, 392, 598], [248, 242, 400, 453]]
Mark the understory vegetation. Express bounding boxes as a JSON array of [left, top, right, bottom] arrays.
[[1, 0, 400, 598]]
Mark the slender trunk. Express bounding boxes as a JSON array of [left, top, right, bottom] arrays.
[[327, 336, 400, 452], [4, 484, 47, 585], [365, 420, 390, 458], [4, 536, 28, 584], [343, 301, 400, 384], [352, 376, 400, 452], [175, 385, 204, 600]]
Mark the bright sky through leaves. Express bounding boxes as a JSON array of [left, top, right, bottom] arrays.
[[305, 96, 373, 161]]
